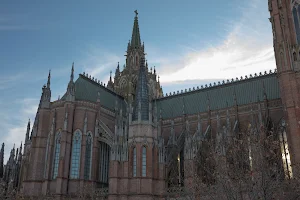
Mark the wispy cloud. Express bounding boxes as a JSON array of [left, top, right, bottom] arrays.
[[149, 0, 274, 87], [0, 98, 39, 162], [0, 73, 25, 90], [79, 46, 121, 83], [0, 14, 38, 31]]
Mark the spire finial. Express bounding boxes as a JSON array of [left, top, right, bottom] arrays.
[[25, 119, 31, 143], [47, 70, 51, 88], [131, 10, 141, 48], [71, 62, 74, 82]]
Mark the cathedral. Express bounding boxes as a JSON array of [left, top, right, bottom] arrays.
[[2, 0, 300, 199]]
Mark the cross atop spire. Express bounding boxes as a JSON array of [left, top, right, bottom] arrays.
[[131, 10, 141, 48]]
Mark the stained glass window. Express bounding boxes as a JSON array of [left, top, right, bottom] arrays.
[[52, 132, 61, 179], [293, 6, 300, 43], [84, 132, 93, 180], [99, 141, 110, 186], [133, 147, 137, 177], [279, 120, 293, 179], [70, 131, 82, 179], [44, 134, 50, 178], [142, 146, 146, 177]]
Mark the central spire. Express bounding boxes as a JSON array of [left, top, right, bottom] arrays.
[[132, 57, 149, 121], [131, 10, 141, 48]]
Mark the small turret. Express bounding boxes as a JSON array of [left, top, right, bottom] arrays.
[[0, 143, 4, 178], [40, 70, 51, 108], [9, 145, 15, 163], [47, 70, 51, 89], [25, 119, 30, 144], [18, 142, 22, 163], [115, 62, 120, 78], [107, 70, 114, 90], [65, 62, 75, 101]]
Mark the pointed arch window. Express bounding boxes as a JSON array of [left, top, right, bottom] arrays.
[[70, 130, 82, 179], [293, 52, 297, 61], [99, 141, 110, 186], [52, 132, 61, 179], [84, 132, 93, 180], [279, 120, 293, 179], [44, 134, 50, 178], [136, 56, 139, 68], [280, 52, 285, 71], [293, 5, 300, 44], [133, 147, 137, 177], [142, 146, 146, 177]]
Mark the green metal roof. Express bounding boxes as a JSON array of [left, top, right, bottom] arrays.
[[155, 73, 280, 119], [62, 74, 126, 112]]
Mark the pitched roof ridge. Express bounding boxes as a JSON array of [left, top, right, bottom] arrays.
[[79, 73, 124, 99], [155, 69, 277, 101]]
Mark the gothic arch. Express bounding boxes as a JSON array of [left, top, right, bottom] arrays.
[[70, 130, 82, 179], [84, 131, 93, 180], [280, 51, 285, 71], [141, 146, 147, 177], [52, 131, 62, 179], [292, 3, 300, 43], [98, 120, 113, 147], [132, 74, 138, 84], [73, 129, 82, 135], [119, 77, 127, 89], [135, 55, 139, 69], [293, 51, 297, 61], [132, 146, 137, 177]]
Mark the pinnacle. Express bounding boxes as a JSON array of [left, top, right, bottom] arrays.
[[47, 70, 51, 88], [70, 62, 74, 82], [131, 10, 141, 49]]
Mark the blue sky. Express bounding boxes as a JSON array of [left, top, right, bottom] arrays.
[[0, 0, 274, 161]]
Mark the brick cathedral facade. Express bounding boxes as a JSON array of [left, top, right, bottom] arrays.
[[1, 1, 300, 199]]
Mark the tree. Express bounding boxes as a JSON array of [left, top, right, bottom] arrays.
[[165, 118, 300, 200]]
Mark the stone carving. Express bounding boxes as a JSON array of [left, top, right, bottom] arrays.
[[63, 110, 68, 131], [268, 0, 272, 11]]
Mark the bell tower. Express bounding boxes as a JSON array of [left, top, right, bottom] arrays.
[[108, 57, 165, 200], [112, 11, 163, 105], [269, 0, 300, 174]]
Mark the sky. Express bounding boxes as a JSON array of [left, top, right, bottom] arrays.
[[0, 0, 275, 162]]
